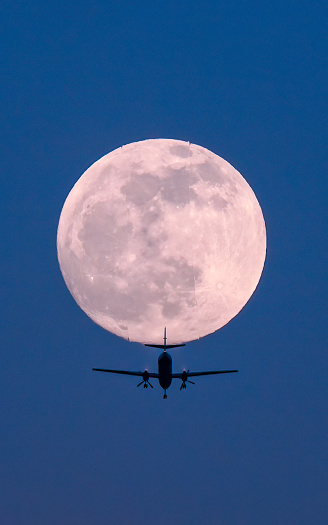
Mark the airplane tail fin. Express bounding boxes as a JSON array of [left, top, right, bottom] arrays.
[[144, 327, 186, 350]]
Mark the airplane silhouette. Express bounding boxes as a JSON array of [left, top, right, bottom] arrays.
[[93, 328, 238, 399]]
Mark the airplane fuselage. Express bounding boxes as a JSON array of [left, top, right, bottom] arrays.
[[158, 351, 172, 390]]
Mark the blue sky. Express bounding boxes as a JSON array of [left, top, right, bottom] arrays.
[[1, 2, 327, 524]]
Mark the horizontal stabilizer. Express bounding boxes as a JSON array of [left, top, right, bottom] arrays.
[[144, 344, 186, 349]]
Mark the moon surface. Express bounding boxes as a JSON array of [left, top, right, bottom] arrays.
[[57, 139, 266, 344]]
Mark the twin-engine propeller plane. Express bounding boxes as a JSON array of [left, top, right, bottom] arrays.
[[93, 328, 238, 399]]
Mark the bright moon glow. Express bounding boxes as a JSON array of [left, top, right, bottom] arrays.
[[57, 139, 266, 344]]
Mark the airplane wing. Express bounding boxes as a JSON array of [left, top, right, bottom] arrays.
[[171, 370, 238, 378], [92, 368, 159, 378]]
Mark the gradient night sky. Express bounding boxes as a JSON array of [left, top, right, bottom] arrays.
[[1, 2, 327, 524]]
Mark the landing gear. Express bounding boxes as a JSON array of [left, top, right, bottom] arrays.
[[163, 390, 167, 399]]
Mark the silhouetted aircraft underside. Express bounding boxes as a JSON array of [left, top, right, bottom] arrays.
[[93, 328, 238, 399]]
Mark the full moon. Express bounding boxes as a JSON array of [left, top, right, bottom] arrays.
[[57, 139, 266, 344]]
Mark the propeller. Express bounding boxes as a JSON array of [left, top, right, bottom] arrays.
[[137, 370, 153, 389], [180, 370, 195, 390]]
